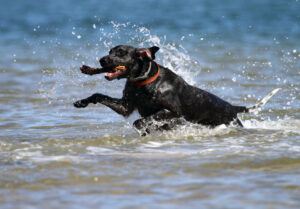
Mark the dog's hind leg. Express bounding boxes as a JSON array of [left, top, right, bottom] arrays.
[[232, 118, 244, 127], [133, 110, 182, 135]]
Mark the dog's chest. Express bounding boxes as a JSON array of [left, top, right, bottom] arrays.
[[134, 89, 159, 106], [130, 88, 162, 116]]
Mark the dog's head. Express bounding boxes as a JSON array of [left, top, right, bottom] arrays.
[[99, 45, 159, 81]]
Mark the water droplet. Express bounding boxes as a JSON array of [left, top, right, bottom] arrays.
[[77, 35, 82, 39]]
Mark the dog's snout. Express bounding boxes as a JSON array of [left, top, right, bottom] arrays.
[[100, 56, 111, 66], [99, 57, 107, 66]]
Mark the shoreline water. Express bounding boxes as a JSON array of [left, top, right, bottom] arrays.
[[1, 0, 300, 208]]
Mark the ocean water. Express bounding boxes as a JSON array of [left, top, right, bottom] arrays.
[[0, 0, 300, 208]]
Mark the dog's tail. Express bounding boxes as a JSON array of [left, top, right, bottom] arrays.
[[247, 88, 281, 113], [235, 88, 281, 114], [234, 88, 281, 113]]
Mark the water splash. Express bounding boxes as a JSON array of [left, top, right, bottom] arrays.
[[36, 21, 299, 140], [38, 22, 201, 104]]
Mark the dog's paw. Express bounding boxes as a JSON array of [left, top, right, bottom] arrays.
[[74, 99, 89, 108]]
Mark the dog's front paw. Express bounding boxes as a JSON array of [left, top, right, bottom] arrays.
[[74, 99, 89, 108]]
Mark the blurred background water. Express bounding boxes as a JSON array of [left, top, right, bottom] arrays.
[[0, 0, 300, 208]]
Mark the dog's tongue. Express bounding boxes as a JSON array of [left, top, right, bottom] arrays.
[[105, 71, 123, 80]]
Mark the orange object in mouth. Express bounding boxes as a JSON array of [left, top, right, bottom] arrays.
[[114, 65, 126, 71]]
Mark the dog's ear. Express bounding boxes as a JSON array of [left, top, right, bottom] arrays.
[[138, 46, 160, 60], [148, 46, 159, 59]]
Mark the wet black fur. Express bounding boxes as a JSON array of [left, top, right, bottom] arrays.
[[74, 45, 247, 135]]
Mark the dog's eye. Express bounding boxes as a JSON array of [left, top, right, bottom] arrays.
[[116, 49, 127, 57]]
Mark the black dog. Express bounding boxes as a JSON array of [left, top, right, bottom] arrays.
[[74, 45, 279, 135]]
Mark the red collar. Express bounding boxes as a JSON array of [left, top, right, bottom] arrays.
[[131, 61, 160, 87]]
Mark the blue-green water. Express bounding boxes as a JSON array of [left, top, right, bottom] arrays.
[[0, 0, 300, 208]]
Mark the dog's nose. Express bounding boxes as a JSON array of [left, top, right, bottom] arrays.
[[100, 56, 111, 66]]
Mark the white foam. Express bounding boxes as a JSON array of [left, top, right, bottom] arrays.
[[86, 146, 118, 155], [13, 149, 88, 163], [143, 141, 172, 148], [242, 117, 300, 134], [31, 155, 88, 163], [158, 123, 235, 140]]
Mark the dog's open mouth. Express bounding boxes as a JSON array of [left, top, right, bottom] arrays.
[[105, 66, 127, 80]]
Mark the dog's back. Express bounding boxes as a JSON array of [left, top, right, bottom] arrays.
[[179, 81, 246, 126], [128, 65, 247, 126]]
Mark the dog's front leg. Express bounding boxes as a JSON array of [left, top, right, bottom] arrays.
[[74, 93, 134, 116]]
